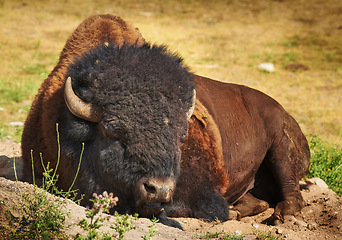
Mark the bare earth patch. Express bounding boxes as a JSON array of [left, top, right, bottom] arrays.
[[0, 140, 341, 239]]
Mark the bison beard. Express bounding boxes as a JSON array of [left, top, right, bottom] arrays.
[[22, 14, 310, 229]]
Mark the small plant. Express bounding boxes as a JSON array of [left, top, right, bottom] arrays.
[[198, 230, 278, 240], [112, 211, 138, 240], [74, 191, 139, 240], [3, 123, 83, 239], [254, 230, 278, 240], [142, 216, 159, 240], [10, 160, 69, 239], [199, 231, 243, 240], [74, 191, 119, 240]]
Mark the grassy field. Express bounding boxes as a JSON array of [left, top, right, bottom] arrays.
[[1, 0, 341, 145]]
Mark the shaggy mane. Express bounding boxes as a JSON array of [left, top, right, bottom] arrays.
[[67, 42, 194, 106]]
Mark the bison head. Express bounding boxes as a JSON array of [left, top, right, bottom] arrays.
[[61, 43, 195, 217]]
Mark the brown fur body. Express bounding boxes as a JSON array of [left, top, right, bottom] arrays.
[[167, 76, 310, 222], [22, 15, 310, 226]]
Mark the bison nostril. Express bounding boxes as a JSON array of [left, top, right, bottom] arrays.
[[144, 183, 157, 194]]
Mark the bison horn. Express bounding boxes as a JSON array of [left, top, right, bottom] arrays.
[[186, 89, 196, 120], [64, 77, 102, 122]]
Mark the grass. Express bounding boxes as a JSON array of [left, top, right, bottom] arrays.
[[0, 0, 341, 146], [199, 231, 244, 240], [199, 230, 278, 240], [307, 135, 342, 196]]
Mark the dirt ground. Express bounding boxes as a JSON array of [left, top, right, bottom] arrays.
[[0, 140, 341, 239]]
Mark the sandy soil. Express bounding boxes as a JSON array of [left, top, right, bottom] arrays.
[[0, 140, 341, 239]]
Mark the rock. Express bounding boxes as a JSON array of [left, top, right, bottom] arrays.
[[306, 178, 329, 189], [276, 227, 284, 234], [252, 223, 259, 229], [257, 63, 275, 72], [9, 122, 24, 126]]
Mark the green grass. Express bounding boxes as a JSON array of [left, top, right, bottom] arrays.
[[0, 77, 40, 104], [199, 230, 278, 240], [199, 231, 244, 240], [307, 135, 342, 195]]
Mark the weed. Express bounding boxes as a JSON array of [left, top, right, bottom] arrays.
[[198, 230, 278, 240], [74, 191, 138, 240], [3, 123, 83, 239], [199, 230, 243, 240], [307, 134, 342, 195], [142, 217, 159, 240], [74, 191, 118, 240], [254, 230, 278, 240], [112, 211, 138, 240]]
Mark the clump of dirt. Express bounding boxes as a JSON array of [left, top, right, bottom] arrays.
[[0, 140, 341, 239]]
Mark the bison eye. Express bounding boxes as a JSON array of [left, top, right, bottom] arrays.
[[99, 123, 127, 144]]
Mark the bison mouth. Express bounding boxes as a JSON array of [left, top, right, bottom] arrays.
[[134, 176, 175, 217], [139, 202, 168, 216]]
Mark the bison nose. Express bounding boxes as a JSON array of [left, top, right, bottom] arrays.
[[143, 177, 175, 202], [136, 176, 176, 214]]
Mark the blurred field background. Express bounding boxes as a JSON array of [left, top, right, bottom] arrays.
[[0, 0, 341, 147]]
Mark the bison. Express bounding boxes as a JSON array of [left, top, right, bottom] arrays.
[[22, 14, 310, 228]]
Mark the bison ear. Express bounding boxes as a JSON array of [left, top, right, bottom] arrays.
[[64, 77, 102, 122], [186, 89, 196, 121]]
